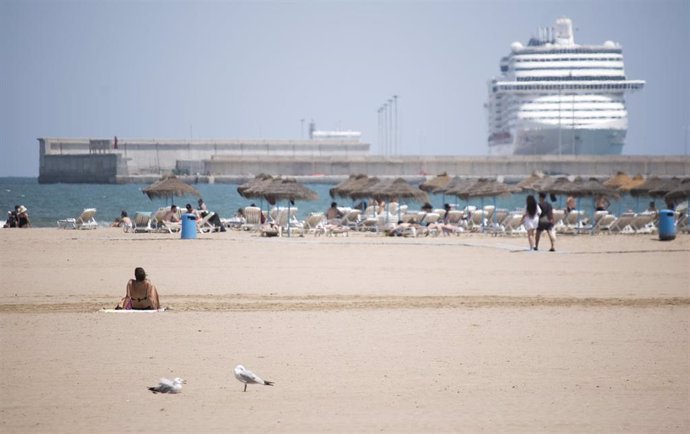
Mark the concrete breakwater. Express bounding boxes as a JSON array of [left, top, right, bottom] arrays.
[[40, 154, 690, 184], [37, 137, 689, 184]]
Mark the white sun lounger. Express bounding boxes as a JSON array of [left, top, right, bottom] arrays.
[[241, 206, 263, 231], [133, 212, 154, 233], [57, 208, 98, 230], [630, 212, 656, 233]]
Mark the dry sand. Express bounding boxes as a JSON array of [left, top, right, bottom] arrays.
[[1, 228, 688, 432]]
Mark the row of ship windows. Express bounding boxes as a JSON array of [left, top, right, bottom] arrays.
[[514, 49, 622, 55], [513, 67, 624, 72], [493, 100, 625, 105], [512, 57, 622, 63], [493, 114, 625, 121], [491, 116, 625, 125], [493, 103, 625, 109], [493, 97, 625, 103], [517, 108, 625, 112], [515, 76, 626, 82], [492, 83, 641, 92]]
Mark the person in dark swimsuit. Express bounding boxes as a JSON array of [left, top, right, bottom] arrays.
[[535, 192, 555, 252], [119, 267, 160, 310]]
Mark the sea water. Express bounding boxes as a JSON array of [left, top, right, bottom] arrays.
[[0, 177, 656, 228]]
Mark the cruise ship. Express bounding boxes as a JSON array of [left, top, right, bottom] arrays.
[[487, 17, 645, 155]]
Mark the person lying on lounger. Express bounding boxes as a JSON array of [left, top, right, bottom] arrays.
[[116, 267, 160, 310]]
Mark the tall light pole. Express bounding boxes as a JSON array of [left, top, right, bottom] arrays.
[[393, 95, 399, 155], [388, 98, 393, 156], [377, 107, 383, 155], [381, 103, 388, 155], [300, 119, 305, 139]]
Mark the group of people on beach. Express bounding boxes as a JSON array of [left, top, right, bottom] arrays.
[[3, 205, 31, 228], [110, 198, 226, 232], [162, 199, 227, 232], [521, 192, 556, 252]]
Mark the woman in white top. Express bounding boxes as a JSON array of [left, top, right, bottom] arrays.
[[520, 195, 541, 251]]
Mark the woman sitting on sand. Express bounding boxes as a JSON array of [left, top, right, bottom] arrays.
[[117, 267, 160, 310]]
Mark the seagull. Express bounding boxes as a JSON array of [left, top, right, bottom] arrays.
[[148, 377, 186, 394], [234, 364, 274, 392]]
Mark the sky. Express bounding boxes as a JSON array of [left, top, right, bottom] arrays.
[[1, 0, 688, 176]]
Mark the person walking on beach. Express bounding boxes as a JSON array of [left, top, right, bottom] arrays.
[[535, 192, 556, 252], [117, 267, 160, 310], [520, 195, 540, 251]]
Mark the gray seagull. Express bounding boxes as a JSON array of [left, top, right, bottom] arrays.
[[148, 377, 186, 394], [234, 364, 274, 392]]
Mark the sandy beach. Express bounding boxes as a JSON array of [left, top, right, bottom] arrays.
[[1, 228, 688, 432]]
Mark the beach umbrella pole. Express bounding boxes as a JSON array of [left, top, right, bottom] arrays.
[[287, 200, 291, 237], [481, 197, 485, 232]]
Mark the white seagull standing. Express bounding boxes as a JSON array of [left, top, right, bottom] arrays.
[[234, 364, 274, 392], [148, 377, 186, 394]]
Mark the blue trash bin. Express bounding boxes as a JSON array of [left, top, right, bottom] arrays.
[[658, 209, 676, 241], [181, 213, 197, 239]]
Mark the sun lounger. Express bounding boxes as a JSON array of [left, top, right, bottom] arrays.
[[337, 209, 362, 229], [260, 223, 281, 237], [132, 212, 154, 233], [197, 212, 217, 233], [149, 206, 182, 233], [501, 212, 525, 235], [677, 213, 688, 233], [241, 206, 262, 231], [551, 209, 565, 227], [593, 213, 617, 233], [304, 213, 326, 236], [557, 209, 585, 233], [609, 212, 636, 233], [57, 208, 98, 229], [630, 212, 656, 233], [470, 206, 493, 231]]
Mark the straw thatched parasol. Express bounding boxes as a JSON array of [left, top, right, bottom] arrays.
[[647, 178, 683, 197], [603, 171, 632, 189], [664, 178, 690, 203], [517, 171, 548, 191], [348, 177, 384, 200], [252, 177, 318, 237], [329, 174, 368, 199], [627, 176, 668, 197], [617, 174, 646, 193], [568, 177, 620, 198], [378, 178, 429, 203], [544, 176, 578, 196], [257, 177, 318, 205], [443, 178, 477, 199], [142, 175, 201, 201], [237, 174, 274, 199], [464, 179, 520, 198], [419, 172, 451, 193]]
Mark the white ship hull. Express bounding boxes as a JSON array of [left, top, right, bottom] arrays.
[[489, 128, 626, 156], [490, 119, 628, 156]]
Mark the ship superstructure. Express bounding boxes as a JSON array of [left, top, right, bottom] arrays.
[[487, 17, 644, 155]]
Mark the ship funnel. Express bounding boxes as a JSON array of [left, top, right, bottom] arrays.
[[554, 17, 575, 46]]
